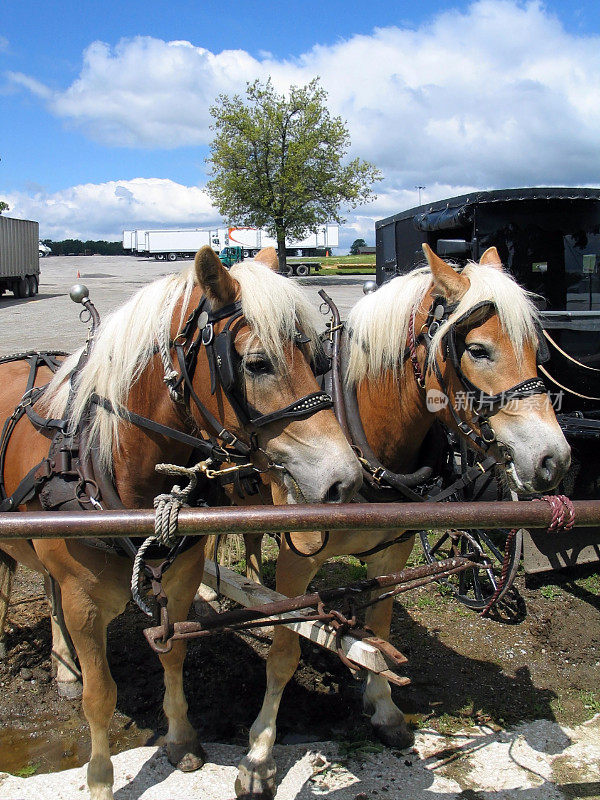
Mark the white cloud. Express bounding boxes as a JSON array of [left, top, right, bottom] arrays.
[[4, 178, 219, 240], [6, 2, 600, 244], [9, 0, 600, 191], [4, 175, 481, 244]]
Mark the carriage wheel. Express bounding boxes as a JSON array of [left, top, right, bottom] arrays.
[[419, 524, 523, 609]]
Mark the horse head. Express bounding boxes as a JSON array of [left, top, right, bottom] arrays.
[[421, 244, 570, 494], [190, 246, 362, 503]]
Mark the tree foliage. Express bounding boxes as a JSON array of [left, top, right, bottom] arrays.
[[45, 239, 126, 255], [0, 200, 9, 214], [206, 78, 381, 269], [350, 238, 368, 255]]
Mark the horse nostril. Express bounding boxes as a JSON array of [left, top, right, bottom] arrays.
[[541, 454, 555, 477], [536, 453, 563, 491], [324, 480, 343, 504]]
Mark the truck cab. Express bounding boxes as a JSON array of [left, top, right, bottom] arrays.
[[219, 246, 244, 268]]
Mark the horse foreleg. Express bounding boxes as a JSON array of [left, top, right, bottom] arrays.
[[44, 574, 83, 697], [60, 581, 123, 800], [244, 533, 263, 584], [160, 543, 207, 772], [0, 550, 16, 658], [363, 537, 415, 750], [236, 540, 319, 799]]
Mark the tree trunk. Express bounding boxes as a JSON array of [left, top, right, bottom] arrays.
[[275, 222, 289, 275]]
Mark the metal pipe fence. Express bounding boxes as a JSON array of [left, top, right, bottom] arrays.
[[1, 500, 599, 540]]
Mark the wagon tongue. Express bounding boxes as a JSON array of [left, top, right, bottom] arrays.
[[142, 554, 481, 688]]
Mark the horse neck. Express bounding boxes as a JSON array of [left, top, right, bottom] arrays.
[[356, 365, 433, 473], [111, 352, 194, 507]]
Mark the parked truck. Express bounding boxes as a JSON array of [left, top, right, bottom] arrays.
[[226, 224, 338, 259], [123, 228, 223, 261], [0, 216, 40, 298], [123, 224, 338, 273]]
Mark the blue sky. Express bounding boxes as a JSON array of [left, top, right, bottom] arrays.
[[2, 0, 600, 247]]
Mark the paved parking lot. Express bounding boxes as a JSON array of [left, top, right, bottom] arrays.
[[0, 255, 366, 356]]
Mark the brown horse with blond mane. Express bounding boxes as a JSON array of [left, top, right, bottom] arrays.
[[235, 245, 571, 798], [0, 246, 361, 800]]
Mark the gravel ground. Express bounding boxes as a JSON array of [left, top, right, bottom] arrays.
[[0, 254, 365, 356]]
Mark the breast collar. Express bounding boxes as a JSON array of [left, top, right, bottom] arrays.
[[410, 296, 549, 452], [169, 295, 333, 452]]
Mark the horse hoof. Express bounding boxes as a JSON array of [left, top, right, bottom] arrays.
[[166, 742, 206, 772], [235, 756, 276, 799], [373, 722, 415, 750], [57, 679, 83, 699]]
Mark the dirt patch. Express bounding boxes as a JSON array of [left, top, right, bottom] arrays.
[[0, 558, 599, 779]]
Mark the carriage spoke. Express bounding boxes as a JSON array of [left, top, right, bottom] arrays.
[[429, 531, 450, 557]]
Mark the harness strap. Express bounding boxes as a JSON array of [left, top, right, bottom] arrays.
[[89, 394, 249, 462], [249, 392, 333, 428], [174, 345, 252, 456], [0, 462, 41, 511], [0, 352, 69, 508]]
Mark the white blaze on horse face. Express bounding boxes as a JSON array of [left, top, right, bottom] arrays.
[[240, 338, 362, 504], [459, 325, 570, 494], [492, 400, 571, 494]]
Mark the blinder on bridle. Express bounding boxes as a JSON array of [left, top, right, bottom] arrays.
[[171, 295, 333, 442], [418, 296, 548, 451]]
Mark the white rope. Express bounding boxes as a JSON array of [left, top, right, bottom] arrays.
[[130, 461, 207, 616]]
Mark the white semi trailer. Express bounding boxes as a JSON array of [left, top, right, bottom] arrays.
[[123, 224, 338, 263], [123, 228, 224, 260], [227, 224, 338, 258], [0, 216, 40, 298]]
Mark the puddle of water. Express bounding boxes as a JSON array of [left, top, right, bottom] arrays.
[[0, 714, 154, 776]]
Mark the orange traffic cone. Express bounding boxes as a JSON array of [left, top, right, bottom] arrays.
[[76, 270, 80, 278]]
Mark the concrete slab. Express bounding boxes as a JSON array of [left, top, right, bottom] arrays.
[[1, 715, 599, 800]]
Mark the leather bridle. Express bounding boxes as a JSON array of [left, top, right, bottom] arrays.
[[163, 294, 333, 457], [409, 296, 549, 452]]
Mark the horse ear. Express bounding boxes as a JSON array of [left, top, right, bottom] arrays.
[[194, 246, 239, 306], [422, 243, 469, 301], [254, 247, 279, 271], [479, 247, 503, 270]]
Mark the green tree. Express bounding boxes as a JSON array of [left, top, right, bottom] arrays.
[[0, 200, 9, 214], [206, 78, 381, 272], [350, 238, 367, 255]]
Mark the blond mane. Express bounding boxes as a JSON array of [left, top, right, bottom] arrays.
[[43, 258, 321, 471], [345, 262, 540, 385]]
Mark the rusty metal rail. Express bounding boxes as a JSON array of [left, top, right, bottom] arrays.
[[1, 500, 599, 539]]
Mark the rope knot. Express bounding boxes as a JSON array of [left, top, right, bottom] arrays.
[[131, 460, 208, 615]]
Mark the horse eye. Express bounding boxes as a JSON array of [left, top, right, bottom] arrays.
[[467, 344, 491, 361], [244, 356, 274, 376]]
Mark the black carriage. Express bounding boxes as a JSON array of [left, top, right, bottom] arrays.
[[376, 188, 600, 576]]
